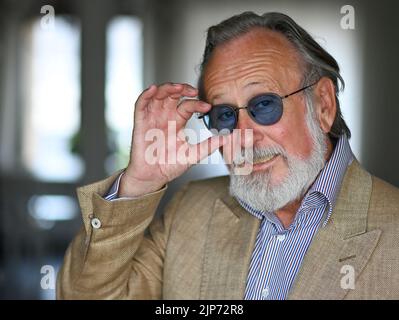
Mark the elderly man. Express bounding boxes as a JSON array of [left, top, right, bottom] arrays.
[[57, 12, 399, 299]]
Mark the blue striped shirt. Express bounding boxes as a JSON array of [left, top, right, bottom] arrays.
[[104, 135, 353, 300], [241, 135, 353, 300], [104, 172, 125, 201]]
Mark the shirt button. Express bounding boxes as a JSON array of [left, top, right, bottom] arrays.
[[91, 217, 101, 229], [277, 234, 286, 242], [262, 287, 270, 299]]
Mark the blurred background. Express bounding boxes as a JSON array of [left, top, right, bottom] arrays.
[[0, 0, 398, 299]]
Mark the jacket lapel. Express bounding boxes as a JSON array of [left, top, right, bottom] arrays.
[[199, 195, 260, 299], [199, 161, 381, 300], [288, 161, 381, 299]]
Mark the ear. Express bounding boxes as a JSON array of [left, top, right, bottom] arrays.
[[313, 77, 337, 134]]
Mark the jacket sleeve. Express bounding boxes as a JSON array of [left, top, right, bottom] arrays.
[[56, 172, 188, 299]]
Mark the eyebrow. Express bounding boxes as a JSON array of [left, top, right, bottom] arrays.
[[211, 81, 265, 101]]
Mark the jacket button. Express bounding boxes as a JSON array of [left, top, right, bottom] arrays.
[[91, 217, 101, 229]]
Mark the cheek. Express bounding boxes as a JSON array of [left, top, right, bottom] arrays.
[[219, 129, 254, 166], [270, 112, 314, 159]]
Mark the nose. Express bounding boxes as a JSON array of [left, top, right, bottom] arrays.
[[234, 109, 260, 149], [235, 108, 254, 130]]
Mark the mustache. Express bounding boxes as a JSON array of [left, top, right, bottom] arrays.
[[232, 145, 287, 167]]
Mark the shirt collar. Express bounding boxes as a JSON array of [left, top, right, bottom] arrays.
[[236, 135, 354, 228], [308, 134, 353, 226]]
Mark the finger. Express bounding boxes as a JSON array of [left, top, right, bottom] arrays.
[[135, 85, 157, 111], [176, 100, 211, 122], [188, 135, 227, 165], [154, 83, 186, 100], [168, 83, 198, 99], [180, 83, 198, 97], [158, 83, 198, 100]]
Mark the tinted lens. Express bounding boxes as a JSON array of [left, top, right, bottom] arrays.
[[204, 105, 237, 132], [248, 94, 283, 125]]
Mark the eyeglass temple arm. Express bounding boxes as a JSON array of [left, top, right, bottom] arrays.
[[281, 82, 317, 99]]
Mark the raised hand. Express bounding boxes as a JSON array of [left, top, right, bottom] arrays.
[[119, 83, 226, 197]]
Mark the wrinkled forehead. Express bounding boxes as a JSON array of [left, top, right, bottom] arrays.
[[202, 29, 305, 99]]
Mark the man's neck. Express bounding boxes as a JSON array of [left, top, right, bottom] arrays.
[[275, 138, 334, 229], [275, 199, 303, 229]]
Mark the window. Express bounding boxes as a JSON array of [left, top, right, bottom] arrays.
[[28, 195, 78, 229], [105, 16, 143, 173], [22, 16, 82, 182]]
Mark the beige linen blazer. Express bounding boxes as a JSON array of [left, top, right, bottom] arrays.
[[57, 160, 399, 299]]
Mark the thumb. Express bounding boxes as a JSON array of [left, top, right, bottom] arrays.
[[188, 134, 228, 165]]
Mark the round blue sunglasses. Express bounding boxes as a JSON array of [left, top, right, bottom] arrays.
[[198, 82, 317, 133]]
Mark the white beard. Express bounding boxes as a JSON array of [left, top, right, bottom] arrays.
[[229, 99, 327, 213]]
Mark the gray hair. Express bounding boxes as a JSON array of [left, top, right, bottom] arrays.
[[197, 11, 351, 140]]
